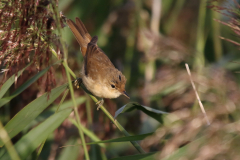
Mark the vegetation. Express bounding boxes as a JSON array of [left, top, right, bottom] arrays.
[[1, 0, 240, 159]]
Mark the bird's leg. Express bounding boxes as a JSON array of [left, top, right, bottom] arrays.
[[96, 98, 104, 110], [73, 77, 82, 89]]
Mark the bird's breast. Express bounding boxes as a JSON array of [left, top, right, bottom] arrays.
[[81, 72, 121, 99]]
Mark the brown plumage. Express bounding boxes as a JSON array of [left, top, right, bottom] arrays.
[[66, 18, 91, 56], [66, 18, 129, 104]]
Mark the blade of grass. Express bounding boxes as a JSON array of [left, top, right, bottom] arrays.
[[36, 88, 70, 160], [56, 89, 69, 112], [92, 96, 146, 153], [212, 9, 222, 60], [0, 107, 73, 160], [68, 118, 106, 148], [89, 144, 106, 160], [84, 133, 153, 145], [0, 60, 62, 108], [23, 97, 86, 133], [0, 62, 32, 99], [110, 152, 158, 160], [114, 102, 167, 123], [58, 138, 80, 160], [0, 84, 68, 147], [86, 96, 92, 127], [194, 0, 207, 71], [0, 120, 20, 160]]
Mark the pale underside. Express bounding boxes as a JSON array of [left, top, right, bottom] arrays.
[[81, 66, 122, 99], [81, 40, 127, 99]]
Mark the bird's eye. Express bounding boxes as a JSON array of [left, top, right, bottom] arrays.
[[111, 84, 115, 88], [119, 75, 121, 81]]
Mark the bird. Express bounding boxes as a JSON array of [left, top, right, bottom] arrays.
[[66, 17, 129, 110]]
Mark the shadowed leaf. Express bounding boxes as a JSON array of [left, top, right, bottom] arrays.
[[110, 152, 158, 160], [69, 118, 106, 148], [0, 106, 73, 160], [58, 138, 80, 160], [114, 102, 167, 123], [0, 84, 68, 147], [0, 60, 62, 108], [84, 133, 154, 145], [23, 97, 86, 132], [0, 62, 32, 99]]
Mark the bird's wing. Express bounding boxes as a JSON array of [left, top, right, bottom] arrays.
[[84, 36, 115, 80]]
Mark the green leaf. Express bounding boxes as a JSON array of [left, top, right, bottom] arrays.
[[0, 60, 62, 108], [0, 62, 32, 99], [58, 138, 80, 160], [114, 102, 167, 123], [89, 144, 106, 160], [110, 152, 158, 160], [69, 118, 106, 148], [0, 106, 73, 160], [0, 67, 50, 108], [85, 133, 153, 145], [23, 97, 86, 132], [0, 84, 68, 147]]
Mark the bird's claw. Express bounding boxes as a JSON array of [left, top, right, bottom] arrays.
[[74, 78, 82, 89], [96, 99, 104, 110]]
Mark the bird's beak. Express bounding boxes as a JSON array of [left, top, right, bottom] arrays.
[[122, 91, 130, 99]]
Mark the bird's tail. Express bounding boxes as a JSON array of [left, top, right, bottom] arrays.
[[66, 18, 92, 56]]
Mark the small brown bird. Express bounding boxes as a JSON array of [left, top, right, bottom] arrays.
[[66, 18, 129, 109]]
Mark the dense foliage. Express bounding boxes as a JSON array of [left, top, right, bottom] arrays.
[[1, 0, 240, 159]]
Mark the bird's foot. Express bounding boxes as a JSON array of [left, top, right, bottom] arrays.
[[96, 99, 104, 110], [73, 78, 82, 89]]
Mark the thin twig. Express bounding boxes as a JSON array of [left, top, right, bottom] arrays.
[[185, 63, 210, 125], [150, 0, 161, 34], [219, 36, 240, 46]]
